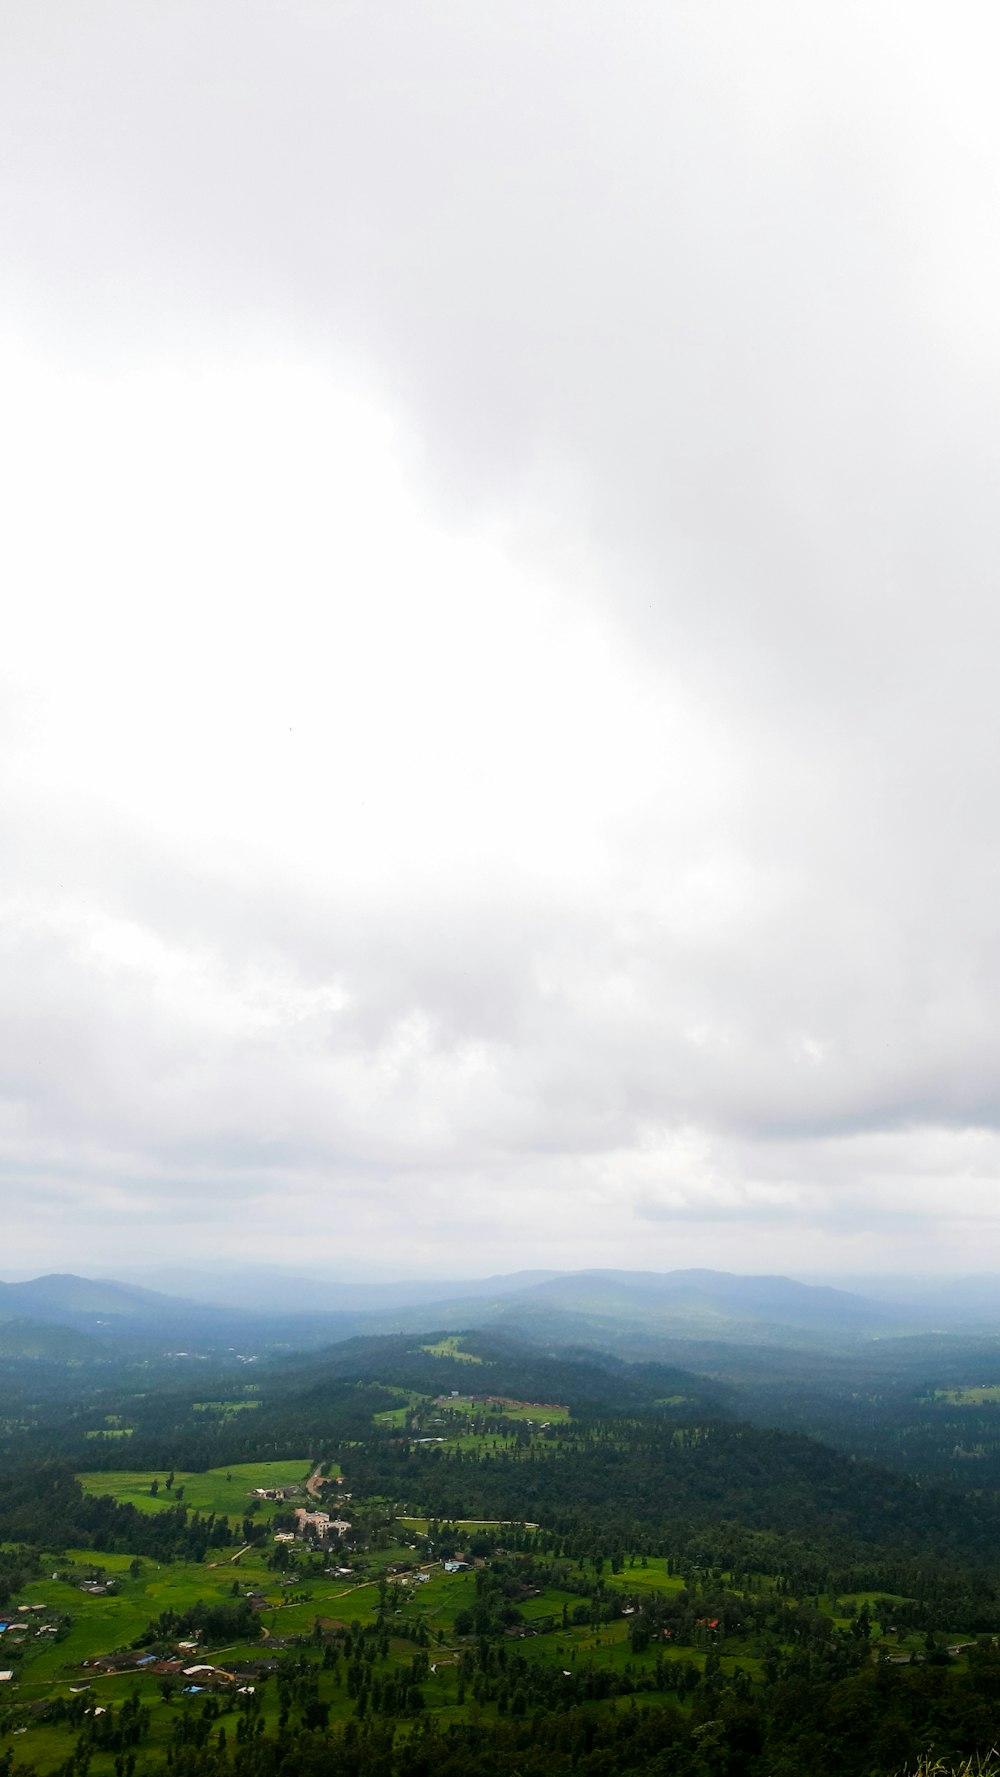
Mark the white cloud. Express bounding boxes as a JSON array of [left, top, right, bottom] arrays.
[[4, 4, 1000, 1278]]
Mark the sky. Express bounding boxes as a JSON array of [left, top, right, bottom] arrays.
[[4, 2, 1000, 1282]]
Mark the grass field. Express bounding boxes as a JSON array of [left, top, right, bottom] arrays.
[[192, 1399, 263, 1417], [76, 1460, 312, 1522], [604, 1563, 688, 1596], [432, 1396, 569, 1424], [373, 1389, 421, 1427], [420, 1337, 483, 1363], [372, 1387, 571, 1445], [374, 1404, 410, 1426]]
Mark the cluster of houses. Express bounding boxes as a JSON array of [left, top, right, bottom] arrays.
[[81, 1647, 280, 1691], [0, 1604, 63, 1652]]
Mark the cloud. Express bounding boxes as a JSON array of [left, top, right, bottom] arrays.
[[3, 4, 1000, 1276]]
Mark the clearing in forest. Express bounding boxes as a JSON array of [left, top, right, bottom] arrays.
[[76, 1459, 312, 1522]]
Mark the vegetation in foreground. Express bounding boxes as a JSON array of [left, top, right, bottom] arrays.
[[3, 1330, 1000, 1772]]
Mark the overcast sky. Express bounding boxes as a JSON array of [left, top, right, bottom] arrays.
[[4, 3, 1000, 1282]]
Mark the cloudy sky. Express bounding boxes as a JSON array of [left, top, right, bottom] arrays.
[[4, 2, 1000, 1282]]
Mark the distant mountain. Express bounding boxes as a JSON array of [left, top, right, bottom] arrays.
[[127, 1266, 561, 1316], [0, 1273, 198, 1325], [807, 1274, 1000, 1323], [346, 1267, 930, 1349], [509, 1268, 912, 1332], [0, 1273, 362, 1349], [3, 1265, 998, 1360]]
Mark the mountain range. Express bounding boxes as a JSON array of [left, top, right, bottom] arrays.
[[0, 1265, 997, 1359]]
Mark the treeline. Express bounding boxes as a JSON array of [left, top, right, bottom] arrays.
[[0, 1545, 39, 1610], [142, 1597, 263, 1646], [0, 1465, 253, 1561], [0, 1369, 402, 1476], [21, 1652, 1000, 1777]]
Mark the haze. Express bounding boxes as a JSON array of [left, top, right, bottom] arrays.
[[3, 3, 1000, 1280]]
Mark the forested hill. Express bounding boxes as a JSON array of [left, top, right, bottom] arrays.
[[344, 1414, 1000, 1576], [276, 1333, 1000, 1577], [8, 1324, 1000, 1585], [275, 1330, 733, 1418]]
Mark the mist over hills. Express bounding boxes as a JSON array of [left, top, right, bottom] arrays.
[[0, 1274, 187, 1320], [810, 1273, 1000, 1317], [0, 1265, 996, 1359], [131, 1266, 561, 1316], [0, 1273, 361, 1354]]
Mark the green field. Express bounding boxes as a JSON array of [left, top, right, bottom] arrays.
[[373, 1404, 411, 1426], [604, 1563, 688, 1596], [372, 1387, 570, 1449], [76, 1460, 311, 1522], [428, 1396, 569, 1424], [192, 1399, 263, 1417], [373, 1388, 421, 1427], [420, 1337, 483, 1363]]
